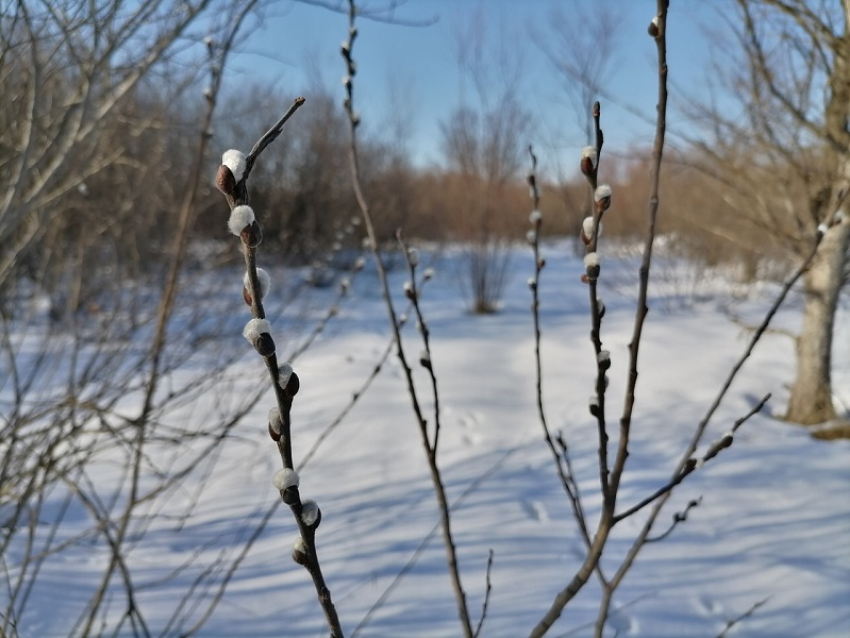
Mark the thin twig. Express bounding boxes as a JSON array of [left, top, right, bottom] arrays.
[[527, 145, 591, 548], [473, 549, 495, 638], [351, 445, 518, 638], [243, 97, 306, 183], [298, 330, 395, 472], [219, 93, 345, 635], [716, 597, 770, 638], [646, 497, 702, 544], [341, 2, 473, 635], [613, 393, 771, 524]]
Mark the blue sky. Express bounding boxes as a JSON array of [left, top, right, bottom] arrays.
[[226, 0, 728, 176]]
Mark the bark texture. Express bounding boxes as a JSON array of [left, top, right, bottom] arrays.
[[785, 5, 849, 424]]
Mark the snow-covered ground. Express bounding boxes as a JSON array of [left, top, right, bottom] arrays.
[[3, 241, 849, 637]]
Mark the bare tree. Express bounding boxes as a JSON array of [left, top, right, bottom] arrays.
[[439, 8, 532, 313], [536, 0, 622, 146], [0, 0, 240, 290], [0, 3, 321, 636], [685, 0, 849, 424]]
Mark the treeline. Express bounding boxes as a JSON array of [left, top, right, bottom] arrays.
[[2, 75, 796, 320]]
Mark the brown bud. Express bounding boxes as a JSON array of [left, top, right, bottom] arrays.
[[255, 333, 276, 357], [648, 18, 660, 38], [241, 220, 263, 248], [283, 371, 300, 398], [580, 155, 595, 178], [268, 421, 281, 442], [282, 486, 299, 506], [243, 286, 253, 306], [292, 546, 309, 566], [216, 164, 236, 194]]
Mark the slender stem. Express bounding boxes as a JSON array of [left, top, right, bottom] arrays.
[[527, 146, 591, 548], [341, 2, 473, 635], [592, 5, 669, 636]]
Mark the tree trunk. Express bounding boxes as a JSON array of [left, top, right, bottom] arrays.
[[786, 219, 849, 424], [787, 12, 850, 425]]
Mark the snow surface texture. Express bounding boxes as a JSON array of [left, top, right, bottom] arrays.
[[3, 242, 849, 637]]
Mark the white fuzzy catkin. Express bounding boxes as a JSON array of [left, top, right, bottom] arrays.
[[242, 318, 271, 342], [278, 362, 294, 388], [243, 268, 271, 300], [584, 252, 600, 268], [597, 350, 610, 365], [582, 146, 598, 169], [529, 209, 542, 225], [582, 216, 595, 239], [301, 500, 320, 526], [222, 149, 247, 183], [594, 184, 612, 202], [407, 248, 420, 267], [228, 205, 255, 236], [423, 267, 434, 280], [273, 468, 300, 491]]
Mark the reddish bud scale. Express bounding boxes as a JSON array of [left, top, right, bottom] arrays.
[[241, 221, 263, 248], [284, 371, 300, 398], [268, 421, 281, 442], [216, 164, 236, 194], [648, 20, 660, 38]]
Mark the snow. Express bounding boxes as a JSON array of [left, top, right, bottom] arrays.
[[2, 240, 849, 637]]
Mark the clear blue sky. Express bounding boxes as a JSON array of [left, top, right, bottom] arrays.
[[226, 0, 728, 177]]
